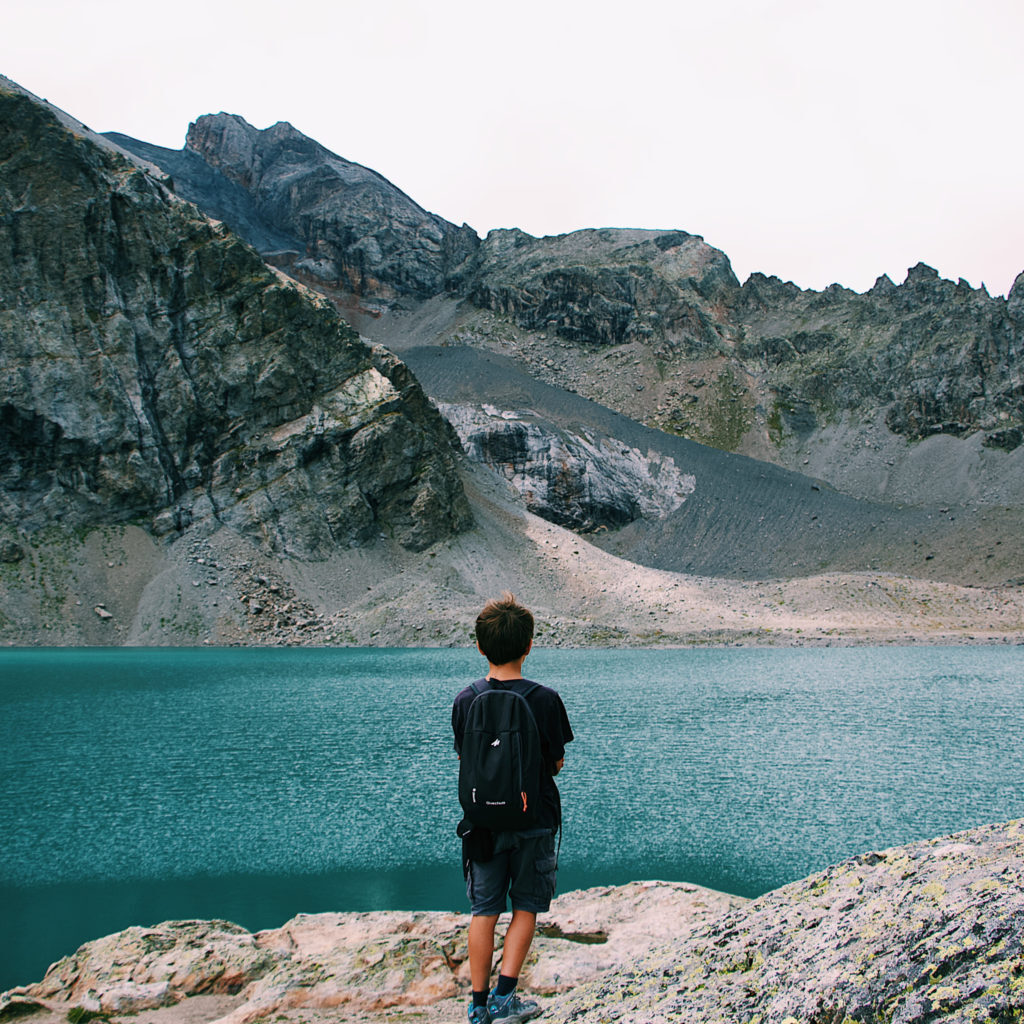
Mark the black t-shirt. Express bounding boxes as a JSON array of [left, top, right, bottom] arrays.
[[452, 676, 574, 830]]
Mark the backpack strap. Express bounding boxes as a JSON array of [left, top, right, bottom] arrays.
[[517, 682, 540, 701], [483, 678, 539, 702]]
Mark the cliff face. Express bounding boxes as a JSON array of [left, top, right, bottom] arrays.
[[111, 113, 480, 304], [463, 227, 739, 351], [738, 264, 1024, 449], [0, 87, 471, 558], [439, 402, 695, 532], [111, 116, 1023, 510]]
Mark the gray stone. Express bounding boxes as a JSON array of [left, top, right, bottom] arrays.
[[0, 86, 471, 560], [0, 540, 24, 563], [108, 114, 480, 304], [440, 402, 695, 531]]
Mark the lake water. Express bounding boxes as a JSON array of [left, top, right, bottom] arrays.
[[1, 645, 1022, 990]]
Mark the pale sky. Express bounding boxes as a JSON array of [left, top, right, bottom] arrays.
[[4, 0, 1022, 296]]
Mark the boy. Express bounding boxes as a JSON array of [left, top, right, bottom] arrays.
[[451, 594, 574, 1024]]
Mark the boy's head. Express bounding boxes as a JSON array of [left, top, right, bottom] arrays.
[[475, 592, 534, 666]]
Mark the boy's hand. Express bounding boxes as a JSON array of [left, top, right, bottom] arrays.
[[552, 757, 564, 776]]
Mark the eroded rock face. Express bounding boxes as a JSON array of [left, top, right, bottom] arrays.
[[739, 263, 1024, 448], [112, 113, 480, 303], [0, 87, 471, 556], [465, 228, 739, 353], [440, 403, 695, 531]]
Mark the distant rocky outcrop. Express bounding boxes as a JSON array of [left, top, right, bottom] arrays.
[[3, 822, 1021, 1024], [109, 113, 480, 305], [453, 239, 1024, 460], [0, 85, 471, 557], [440, 402, 694, 531], [462, 227, 738, 351], [737, 264, 1024, 448]]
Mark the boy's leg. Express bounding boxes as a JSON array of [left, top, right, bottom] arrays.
[[487, 833, 554, 1023], [498, 909, 536, 979], [468, 913, 500, 992]]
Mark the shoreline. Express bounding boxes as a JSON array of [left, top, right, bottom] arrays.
[[2, 466, 1023, 648], [5, 821, 1024, 1024], [4, 630, 1024, 649]]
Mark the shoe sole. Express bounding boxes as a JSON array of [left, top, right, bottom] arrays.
[[491, 1009, 542, 1024]]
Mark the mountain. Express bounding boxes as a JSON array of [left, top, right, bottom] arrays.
[[0, 81, 471, 560], [104, 113, 1024, 586], [2, 81, 1022, 645], [106, 113, 480, 307], [110, 115, 1024, 517]]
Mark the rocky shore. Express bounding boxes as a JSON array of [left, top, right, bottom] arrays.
[[3, 460, 1024, 649], [3, 821, 1022, 1024]]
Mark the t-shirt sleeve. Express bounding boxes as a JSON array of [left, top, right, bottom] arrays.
[[452, 694, 465, 755], [540, 689, 573, 764]]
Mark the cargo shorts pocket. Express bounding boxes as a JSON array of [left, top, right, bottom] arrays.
[[532, 841, 558, 903]]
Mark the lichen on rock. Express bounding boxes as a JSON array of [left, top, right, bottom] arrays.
[[3, 824, 1022, 1024]]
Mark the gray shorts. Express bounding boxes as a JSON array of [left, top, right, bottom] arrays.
[[466, 830, 558, 916]]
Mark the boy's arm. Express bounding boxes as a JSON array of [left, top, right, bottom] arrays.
[[552, 757, 564, 775]]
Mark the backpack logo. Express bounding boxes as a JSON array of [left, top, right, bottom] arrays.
[[491, 738, 501, 747]]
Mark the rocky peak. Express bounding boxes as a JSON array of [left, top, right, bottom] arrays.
[[129, 112, 483, 302], [466, 227, 740, 352], [1008, 269, 1024, 322], [184, 112, 262, 184], [0, 86, 471, 557]]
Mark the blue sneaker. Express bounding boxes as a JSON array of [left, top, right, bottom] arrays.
[[487, 989, 541, 1024], [468, 1003, 491, 1024]]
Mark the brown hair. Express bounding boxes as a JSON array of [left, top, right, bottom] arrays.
[[475, 592, 534, 666]]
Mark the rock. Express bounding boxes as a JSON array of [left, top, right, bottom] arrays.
[[0, 83, 471, 559], [559, 820, 1024, 1024], [4, 823, 1022, 1024], [1, 884, 739, 1021], [737, 265, 1024, 449], [108, 114, 480, 304], [0, 541, 24, 563], [465, 227, 738, 353], [11, 920, 276, 1008], [93, 606, 113, 620], [440, 402, 695, 531]]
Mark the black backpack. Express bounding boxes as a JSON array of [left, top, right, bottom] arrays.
[[458, 679, 543, 832]]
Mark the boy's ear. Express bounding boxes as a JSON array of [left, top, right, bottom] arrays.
[[477, 641, 485, 658], [525, 638, 533, 657]]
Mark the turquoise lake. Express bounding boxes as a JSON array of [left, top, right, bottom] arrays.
[[1, 645, 1022, 990]]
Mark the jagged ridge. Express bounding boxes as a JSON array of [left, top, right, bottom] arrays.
[[109, 114, 1024, 490], [0, 87, 471, 557]]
